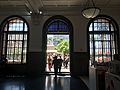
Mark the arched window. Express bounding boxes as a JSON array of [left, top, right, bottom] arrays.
[[47, 19, 69, 33], [1, 16, 29, 64], [88, 16, 118, 64]]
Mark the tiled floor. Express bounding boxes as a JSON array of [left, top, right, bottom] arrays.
[[0, 75, 89, 90], [79, 76, 89, 89]]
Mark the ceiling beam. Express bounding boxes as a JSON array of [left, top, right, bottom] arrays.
[[25, 0, 43, 13]]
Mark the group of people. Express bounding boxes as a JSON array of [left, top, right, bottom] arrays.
[[47, 54, 70, 77]]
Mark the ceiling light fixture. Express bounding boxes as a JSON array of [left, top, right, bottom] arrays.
[[29, 11, 32, 14], [82, 0, 101, 19], [39, 10, 43, 15]]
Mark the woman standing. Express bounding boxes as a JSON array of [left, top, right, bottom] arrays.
[[47, 55, 52, 71]]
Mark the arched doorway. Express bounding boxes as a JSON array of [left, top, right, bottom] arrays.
[[43, 15, 73, 75]]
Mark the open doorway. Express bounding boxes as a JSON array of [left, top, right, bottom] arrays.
[[42, 15, 73, 75], [46, 34, 70, 74]]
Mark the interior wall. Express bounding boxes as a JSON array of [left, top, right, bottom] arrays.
[[0, 7, 120, 76]]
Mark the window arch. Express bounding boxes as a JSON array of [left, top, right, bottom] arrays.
[[88, 15, 119, 64], [1, 16, 29, 64], [47, 19, 69, 33], [43, 15, 73, 48]]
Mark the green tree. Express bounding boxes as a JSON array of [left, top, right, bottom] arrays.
[[55, 39, 69, 55], [47, 37, 52, 44]]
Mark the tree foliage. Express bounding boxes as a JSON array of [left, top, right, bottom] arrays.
[[55, 39, 69, 55]]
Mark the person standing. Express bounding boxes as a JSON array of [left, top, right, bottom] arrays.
[[47, 55, 52, 71], [57, 55, 63, 73], [64, 55, 69, 69], [52, 56, 59, 77]]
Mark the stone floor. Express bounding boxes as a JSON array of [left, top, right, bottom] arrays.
[[0, 75, 89, 90]]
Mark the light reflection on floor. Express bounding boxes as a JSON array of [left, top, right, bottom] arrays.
[[0, 78, 25, 90], [0, 75, 89, 90], [45, 76, 70, 90]]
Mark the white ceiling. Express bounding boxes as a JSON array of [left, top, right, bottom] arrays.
[[0, 0, 120, 14]]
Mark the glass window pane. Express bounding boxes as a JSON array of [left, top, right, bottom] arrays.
[[89, 17, 117, 64], [48, 19, 69, 32], [2, 17, 28, 64]]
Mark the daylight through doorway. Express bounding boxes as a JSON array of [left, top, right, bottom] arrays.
[[46, 34, 70, 73]]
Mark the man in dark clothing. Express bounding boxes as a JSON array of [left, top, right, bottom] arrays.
[[57, 56, 63, 73], [52, 56, 60, 77]]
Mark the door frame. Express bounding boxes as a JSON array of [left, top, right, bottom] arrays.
[[42, 15, 73, 75]]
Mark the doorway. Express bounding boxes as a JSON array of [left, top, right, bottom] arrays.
[[46, 34, 70, 74], [42, 15, 73, 75]]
